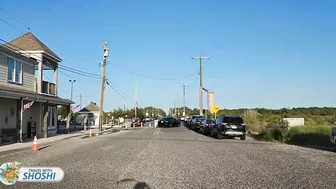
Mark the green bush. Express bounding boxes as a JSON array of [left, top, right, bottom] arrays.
[[286, 125, 333, 146], [255, 124, 333, 146], [246, 124, 265, 133], [257, 129, 274, 141]]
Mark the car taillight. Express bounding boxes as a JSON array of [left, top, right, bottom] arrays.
[[241, 123, 245, 126], [221, 122, 228, 126]]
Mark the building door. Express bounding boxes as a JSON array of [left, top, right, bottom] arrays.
[[48, 107, 57, 129]]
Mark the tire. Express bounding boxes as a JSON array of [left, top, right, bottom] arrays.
[[217, 131, 223, 140], [240, 135, 246, 140], [210, 129, 214, 137], [199, 127, 204, 134]]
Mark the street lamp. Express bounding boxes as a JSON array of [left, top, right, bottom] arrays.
[[69, 80, 76, 101]]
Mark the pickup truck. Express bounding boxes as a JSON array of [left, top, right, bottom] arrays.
[[330, 127, 336, 144]]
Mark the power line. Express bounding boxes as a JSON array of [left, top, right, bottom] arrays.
[[189, 75, 199, 88], [42, 73, 71, 96], [0, 39, 41, 61], [0, 9, 30, 30], [0, 39, 101, 80], [105, 79, 144, 108], [106, 81, 127, 100], [43, 73, 93, 99], [110, 63, 197, 81], [59, 69, 74, 79], [35, 0, 77, 31], [58, 66, 101, 79], [106, 79, 132, 100], [0, 17, 24, 34], [58, 64, 100, 77]]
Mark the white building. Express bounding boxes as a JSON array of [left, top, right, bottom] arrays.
[[283, 118, 305, 127], [78, 102, 100, 126]]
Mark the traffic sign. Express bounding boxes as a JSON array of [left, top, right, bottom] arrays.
[[211, 104, 220, 114]]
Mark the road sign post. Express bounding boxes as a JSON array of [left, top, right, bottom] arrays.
[[211, 104, 220, 119]]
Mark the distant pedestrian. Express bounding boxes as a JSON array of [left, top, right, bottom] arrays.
[[27, 117, 36, 138]]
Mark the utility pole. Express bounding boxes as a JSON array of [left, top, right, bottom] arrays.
[[69, 80, 76, 101], [80, 93, 82, 110], [192, 55, 210, 116], [177, 100, 180, 116], [134, 80, 138, 118], [181, 84, 187, 116], [202, 87, 209, 118], [98, 42, 109, 132], [123, 98, 126, 112]]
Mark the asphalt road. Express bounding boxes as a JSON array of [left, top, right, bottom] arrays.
[[0, 123, 335, 189]]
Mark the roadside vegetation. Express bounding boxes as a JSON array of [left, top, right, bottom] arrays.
[[59, 105, 335, 146], [197, 107, 335, 146], [224, 107, 336, 146], [176, 107, 335, 146]]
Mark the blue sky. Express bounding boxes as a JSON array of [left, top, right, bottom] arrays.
[[1, 0, 336, 111]]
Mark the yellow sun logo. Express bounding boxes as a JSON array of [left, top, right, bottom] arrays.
[[0, 161, 21, 185]]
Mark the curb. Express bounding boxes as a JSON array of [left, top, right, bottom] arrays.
[[0, 133, 87, 156], [80, 128, 123, 139]]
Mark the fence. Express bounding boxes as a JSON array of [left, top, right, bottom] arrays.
[[145, 120, 158, 127]]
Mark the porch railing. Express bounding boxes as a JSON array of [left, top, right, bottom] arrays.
[[42, 80, 56, 96], [34, 79, 56, 96]]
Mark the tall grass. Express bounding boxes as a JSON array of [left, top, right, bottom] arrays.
[[286, 125, 333, 146], [256, 125, 334, 146], [246, 124, 265, 133]]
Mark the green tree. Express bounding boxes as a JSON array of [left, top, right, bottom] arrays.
[[57, 106, 68, 119]]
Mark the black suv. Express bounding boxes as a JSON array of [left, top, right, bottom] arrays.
[[211, 114, 246, 140]]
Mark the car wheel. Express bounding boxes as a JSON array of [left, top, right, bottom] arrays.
[[210, 129, 214, 137], [200, 127, 204, 134], [240, 135, 246, 140], [217, 131, 223, 140]]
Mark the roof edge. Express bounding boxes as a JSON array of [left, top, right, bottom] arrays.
[[43, 51, 62, 62]]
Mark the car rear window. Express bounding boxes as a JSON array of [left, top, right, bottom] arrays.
[[224, 117, 244, 124], [206, 119, 214, 123], [167, 118, 176, 121]]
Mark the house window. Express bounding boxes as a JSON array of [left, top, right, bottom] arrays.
[[48, 107, 57, 128], [7, 58, 22, 84]]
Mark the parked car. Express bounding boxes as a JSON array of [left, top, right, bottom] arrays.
[[131, 117, 141, 127], [187, 115, 203, 127], [211, 114, 246, 140], [199, 118, 216, 135], [190, 118, 205, 130], [158, 117, 180, 127], [179, 116, 186, 121], [144, 117, 151, 122]]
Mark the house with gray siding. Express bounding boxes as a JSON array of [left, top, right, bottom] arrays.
[[0, 32, 73, 144]]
